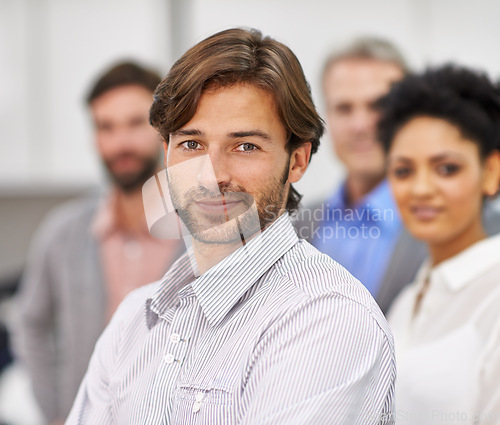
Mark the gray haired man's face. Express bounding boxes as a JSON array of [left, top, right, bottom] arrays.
[[324, 58, 404, 181]]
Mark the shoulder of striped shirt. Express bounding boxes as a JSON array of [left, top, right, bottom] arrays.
[[106, 240, 391, 342], [278, 239, 393, 339], [280, 240, 369, 298]]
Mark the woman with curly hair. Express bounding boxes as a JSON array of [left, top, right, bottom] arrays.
[[378, 64, 500, 424]]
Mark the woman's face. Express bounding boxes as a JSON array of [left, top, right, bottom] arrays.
[[387, 116, 499, 261]]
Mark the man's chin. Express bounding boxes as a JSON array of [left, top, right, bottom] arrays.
[[105, 156, 159, 193], [188, 220, 245, 245], [180, 208, 264, 245], [112, 176, 146, 193]]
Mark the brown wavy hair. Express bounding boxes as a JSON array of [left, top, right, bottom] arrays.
[[149, 28, 324, 213]]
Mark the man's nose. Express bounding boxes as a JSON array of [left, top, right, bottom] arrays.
[[109, 127, 135, 150], [196, 151, 230, 191], [351, 108, 377, 133]]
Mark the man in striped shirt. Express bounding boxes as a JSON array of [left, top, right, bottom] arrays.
[[66, 28, 395, 425]]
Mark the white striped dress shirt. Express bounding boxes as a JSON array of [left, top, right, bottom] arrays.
[[66, 213, 395, 425]]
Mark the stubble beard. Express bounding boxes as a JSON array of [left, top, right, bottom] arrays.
[[104, 151, 160, 194], [168, 160, 290, 245]]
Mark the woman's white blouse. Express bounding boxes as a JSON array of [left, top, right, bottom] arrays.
[[388, 233, 500, 425]]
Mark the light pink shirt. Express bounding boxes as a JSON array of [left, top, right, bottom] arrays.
[[91, 192, 183, 320]]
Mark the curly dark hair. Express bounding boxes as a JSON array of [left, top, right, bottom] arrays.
[[377, 64, 500, 158]]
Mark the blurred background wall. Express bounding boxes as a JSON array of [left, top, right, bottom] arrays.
[[2, 0, 500, 282]]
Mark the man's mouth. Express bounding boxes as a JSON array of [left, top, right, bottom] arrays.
[[108, 154, 142, 172], [194, 195, 244, 215], [349, 135, 377, 153]]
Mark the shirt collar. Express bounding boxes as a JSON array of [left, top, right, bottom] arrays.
[[147, 213, 298, 328], [90, 188, 151, 239], [329, 180, 395, 209], [146, 252, 196, 329], [432, 233, 500, 292], [90, 190, 117, 239], [327, 179, 400, 228], [326, 183, 347, 210]]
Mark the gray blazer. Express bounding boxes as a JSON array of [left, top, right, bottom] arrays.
[[13, 196, 184, 422], [13, 198, 106, 422]]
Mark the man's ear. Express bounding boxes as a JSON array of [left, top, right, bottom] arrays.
[[482, 150, 500, 196], [288, 142, 312, 184]]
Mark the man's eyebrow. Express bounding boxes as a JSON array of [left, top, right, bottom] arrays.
[[170, 129, 203, 137], [170, 129, 273, 141], [229, 130, 272, 141]]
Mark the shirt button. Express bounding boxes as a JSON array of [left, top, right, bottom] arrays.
[[164, 353, 175, 364], [192, 401, 201, 413], [195, 392, 204, 402], [170, 333, 181, 344]]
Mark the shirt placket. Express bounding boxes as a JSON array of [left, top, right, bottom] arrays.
[[144, 289, 204, 425]]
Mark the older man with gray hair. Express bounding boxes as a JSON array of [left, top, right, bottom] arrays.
[[296, 36, 428, 313]]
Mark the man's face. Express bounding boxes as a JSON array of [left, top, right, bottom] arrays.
[[166, 84, 309, 245], [91, 85, 161, 192], [323, 58, 404, 180]]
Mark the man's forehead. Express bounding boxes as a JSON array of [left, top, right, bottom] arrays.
[[171, 84, 285, 138], [91, 87, 152, 116], [324, 58, 404, 99], [199, 83, 278, 109], [91, 85, 154, 106]]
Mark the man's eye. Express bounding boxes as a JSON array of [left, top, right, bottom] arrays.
[[437, 163, 460, 176], [235, 143, 258, 152], [97, 123, 112, 132], [181, 140, 202, 150], [333, 104, 351, 115], [130, 117, 146, 128]]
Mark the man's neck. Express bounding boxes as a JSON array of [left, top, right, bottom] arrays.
[[191, 239, 244, 275], [189, 213, 284, 275], [113, 187, 147, 234], [344, 173, 384, 207]]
